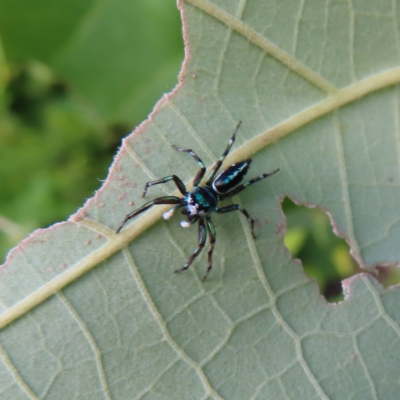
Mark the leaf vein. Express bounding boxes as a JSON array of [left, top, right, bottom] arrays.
[[135, 358, 180, 400], [122, 247, 225, 400], [184, 0, 338, 94], [124, 143, 169, 193], [362, 275, 400, 338], [0, 342, 39, 400], [58, 293, 112, 400], [392, 87, 400, 178], [332, 112, 361, 262], [352, 335, 378, 400], [234, 196, 330, 400], [166, 99, 217, 162]]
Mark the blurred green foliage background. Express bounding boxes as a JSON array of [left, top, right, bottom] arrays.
[[0, 0, 396, 301], [0, 0, 183, 260]]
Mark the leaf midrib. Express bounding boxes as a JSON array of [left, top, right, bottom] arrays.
[[184, 0, 338, 94]]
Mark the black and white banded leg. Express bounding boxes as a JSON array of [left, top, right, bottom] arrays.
[[142, 175, 187, 198], [172, 145, 206, 188], [175, 219, 207, 274], [116, 196, 182, 233], [219, 169, 280, 200], [216, 204, 256, 239], [205, 120, 242, 186], [203, 218, 216, 281]]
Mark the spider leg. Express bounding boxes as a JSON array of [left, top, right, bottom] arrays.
[[116, 196, 183, 233], [163, 203, 184, 220], [142, 175, 187, 198], [205, 121, 242, 186], [216, 204, 256, 239], [218, 168, 280, 201], [203, 218, 216, 282], [172, 145, 206, 188], [175, 219, 207, 274], [180, 216, 198, 228]]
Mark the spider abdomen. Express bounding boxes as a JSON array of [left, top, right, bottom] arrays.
[[212, 159, 252, 194]]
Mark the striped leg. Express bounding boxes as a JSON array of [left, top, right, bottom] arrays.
[[175, 219, 207, 274], [142, 175, 187, 198], [216, 204, 256, 239], [205, 121, 242, 186], [172, 145, 206, 188], [203, 218, 216, 281], [116, 196, 182, 233], [219, 169, 280, 201]]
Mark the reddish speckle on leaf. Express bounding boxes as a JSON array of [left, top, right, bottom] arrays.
[[192, 73, 197, 79], [99, 203, 105, 208], [60, 263, 68, 270], [118, 193, 127, 200], [135, 162, 140, 168], [71, 210, 86, 221], [254, 218, 262, 229], [95, 234, 103, 239], [85, 240, 92, 246], [129, 201, 135, 206], [119, 175, 125, 180], [132, 181, 137, 188], [276, 223, 286, 236], [115, 165, 122, 171]]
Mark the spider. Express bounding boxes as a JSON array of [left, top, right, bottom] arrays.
[[116, 121, 279, 281]]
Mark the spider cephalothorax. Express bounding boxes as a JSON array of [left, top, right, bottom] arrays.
[[116, 121, 279, 281]]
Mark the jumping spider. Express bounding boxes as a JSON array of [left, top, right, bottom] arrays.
[[116, 121, 279, 281]]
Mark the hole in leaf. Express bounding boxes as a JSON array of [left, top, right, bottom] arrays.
[[282, 197, 400, 302]]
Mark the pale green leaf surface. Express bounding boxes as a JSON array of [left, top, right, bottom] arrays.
[[1, 0, 400, 399]]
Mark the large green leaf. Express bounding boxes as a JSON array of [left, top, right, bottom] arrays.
[[1, 0, 400, 398]]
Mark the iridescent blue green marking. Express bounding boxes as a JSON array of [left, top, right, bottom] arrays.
[[116, 121, 279, 281]]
